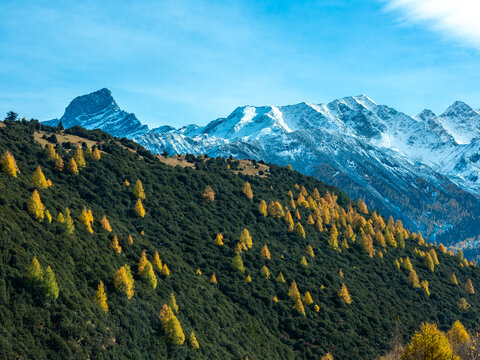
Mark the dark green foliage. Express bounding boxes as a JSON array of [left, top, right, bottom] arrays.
[[0, 121, 479, 359]]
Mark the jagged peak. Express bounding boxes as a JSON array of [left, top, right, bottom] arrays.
[[441, 100, 476, 117], [417, 109, 437, 119]]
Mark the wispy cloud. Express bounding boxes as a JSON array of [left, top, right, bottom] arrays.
[[383, 0, 480, 49]]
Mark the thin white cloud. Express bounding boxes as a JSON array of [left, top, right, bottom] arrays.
[[383, 0, 480, 49]]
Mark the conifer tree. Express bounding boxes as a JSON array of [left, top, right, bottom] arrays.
[[341, 238, 349, 249], [152, 251, 162, 271], [45, 210, 52, 223], [28, 189, 45, 222], [321, 353, 333, 360], [110, 235, 122, 254], [329, 225, 339, 250], [210, 273, 217, 284], [63, 208, 75, 235], [394, 259, 401, 269], [137, 250, 148, 274], [276, 272, 286, 283], [159, 304, 185, 345], [114, 266, 134, 299], [314, 304, 320, 313], [1, 150, 19, 177], [168, 292, 179, 313], [161, 263, 170, 277], [288, 280, 301, 300], [124, 179, 130, 186], [315, 217, 324, 232], [141, 262, 157, 289], [94, 281, 108, 312], [78, 207, 94, 233], [458, 298, 471, 311], [261, 244, 271, 259], [232, 253, 246, 274], [128, 234, 134, 245], [295, 208, 301, 220], [312, 188, 321, 200], [133, 179, 146, 199], [258, 200, 268, 217], [338, 283, 352, 304], [303, 291, 314, 305], [450, 273, 458, 286], [295, 222, 306, 239], [26, 256, 43, 284], [285, 211, 294, 227], [202, 185, 214, 203], [438, 243, 447, 253], [91, 147, 101, 160], [374, 230, 386, 248], [260, 265, 270, 279], [246, 275, 252, 283], [423, 253, 435, 272], [74, 146, 86, 168], [214, 233, 224, 246], [32, 166, 49, 189], [44, 143, 57, 160], [240, 228, 253, 248], [300, 256, 308, 267], [43, 266, 59, 299], [408, 270, 421, 288], [189, 331, 199, 350], [134, 198, 146, 218], [385, 228, 397, 247], [100, 215, 112, 232], [307, 214, 315, 225], [403, 257, 413, 272], [293, 298, 306, 316], [242, 181, 253, 199], [359, 232, 375, 257], [66, 157, 79, 175], [401, 323, 455, 360], [446, 320, 470, 356], [305, 245, 315, 258], [465, 278, 475, 294], [54, 156, 64, 172], [357, 199, 368, 214], [421, 280, 430, 296]]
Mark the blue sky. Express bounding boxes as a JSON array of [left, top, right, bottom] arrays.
[[1, 0, 480, 128]]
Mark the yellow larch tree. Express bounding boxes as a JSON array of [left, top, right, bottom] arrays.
[[303, 291, 314, 305], [128, 234, 134, 245], [123, 179, 130, 186], [110, 235, 122, 254], [114, 265, 134, 299], [78, 207, 94, 233], [438, 243, 447, 253], [44, 143, 57, 160], [261, 244, 271, 259], [242, 181, 253, 199], [295, 222, 306, 239], [307, 214, 315, 225], [137, 250, 148, 274], [159, 304, 185, 345], [202, 185, 214, 203], [329, 225, 339, 250], [161, 263, 171, 277], [1, 150, 19, 177], [305, 245, 315, 258], [141, 261, 157, 289], [374, 230, 386, 248], [258, 200, 268, 217], [210, 273, 217, 284], [133, 179, 146, 200], [26, 256, 43, 284], [152, 251, 162, 271], [91, 147, 101, 160], [240, 228, 253, 248], [293, 298, 306, 316], [261, 265, 270, 279], [357, 199, 368, 214], [54, 156, 64, 172], [285, 211, 294, 228], [465, 278, 475, 294], [45, 210, 52, 223], [43, 266, 59, 299], [63, 208, 75, 235], [168, 292, 179, 313], [295, 208, 301, 220], [232, 253, 246, 274], [421, 280, 430, 296], [214, 233, 224, 246], [450, 273, 458, 286], [32, 166, 49, 189], [74, 146, 86, 168], [300, 256, 308, 267], [321, 353, 333, 360], [408, 270, 421, 288], [134, 198, 146, 218], [288, 280, 301, 300], [189, 331, 200, 350], [423, 253, 435, 272], [28, 189, 45, 222], [94, 281, 108, 312], [446, 320, 470, 356], [276, 272, 286, 283], [429, 249, 439, 265], [403, 257, 413, 272], [66, 157, 79, 175], [315, 217, 324, 232], [100, 215, 112, 232], [401, 323, 455, 360], [338, 283, 352, 304]]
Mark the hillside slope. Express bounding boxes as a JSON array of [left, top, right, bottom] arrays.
[[0, 121, 479, 359]]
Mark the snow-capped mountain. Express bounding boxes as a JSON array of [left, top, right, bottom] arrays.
[[44, 89, 480, 251], [45, 88, 148, 138]]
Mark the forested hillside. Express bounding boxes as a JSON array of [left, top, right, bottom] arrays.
[[0, 120, 479, 360]]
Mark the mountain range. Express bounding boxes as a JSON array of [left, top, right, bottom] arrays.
[[43, 89, 480, 256]]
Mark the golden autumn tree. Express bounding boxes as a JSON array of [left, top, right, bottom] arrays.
[[261, 244, 271, 259], [401, 323, 455, 360], [1, 150, 19, 177], [450, 273, 458, 286], [232, 253, 246, 274], [133, 179, 146, 200], [408, 270, 421, 288], [54, 156, 64, 172], [258, 200, 268, 217], [285, 211, 294, 228], [214, 233, 224, 246], [465, 278, 475, 294], [127, 234, 134, 245], [189, 331, 200, 350], [202, 185, 215, 203], [168, 292, 179, 313], [300, 256, 308, 267], [245, 275, 252, 283], [242, 181, 253, 199], [303, 291, 314, 305], [315, 217, 324, 232], [131, 198, 145, 219], [260, 265, 271, 279], [66, 157, 79, 175], [63, 208, 75, 235], [74, 146, 86, 168], [91, 148, 101, 160], [438, 243, 447, 253], [240, 228, 253, 248], [110, 235, 122, 254], [26, 256, 43, 284], [159, 304, 185, 345], [44, 143, 57, 160], [152, 251, 162, 271], [295, 222, 306, 239], [293, 298, 306, 316], [78, 207, 94, 233], [329, 225, 338, 250], [321, 353, 334, 360], [276, 272, 286, 283], [357, 199, 368, 214], [305, 245, 315, 258], [338, 283, 352, 304], [141, 262, 157, 289], [423, 253, 435, 272], [447, 320, 470, 356], [429, 249, 439, 265], [403, 257, 413, 272], [28, 189, 45, 222], [94, 281, 108, 312], [114, 265, 134, 299], [100, 215, 112, 232], [137, 250, 148, 274], [45, 210, 52, 223], [43, 266, 59, 299], [161, 263, 171, 277], [31, 166, 49, 189], [210, 273, 217, 284], [288, 280, 301, 300]]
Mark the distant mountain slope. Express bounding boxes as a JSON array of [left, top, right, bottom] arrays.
[[42, 90, 480, 255], [1, 120, 480, 360]]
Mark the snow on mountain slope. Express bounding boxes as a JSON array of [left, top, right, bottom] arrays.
[[438, 101, 480, 144]]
